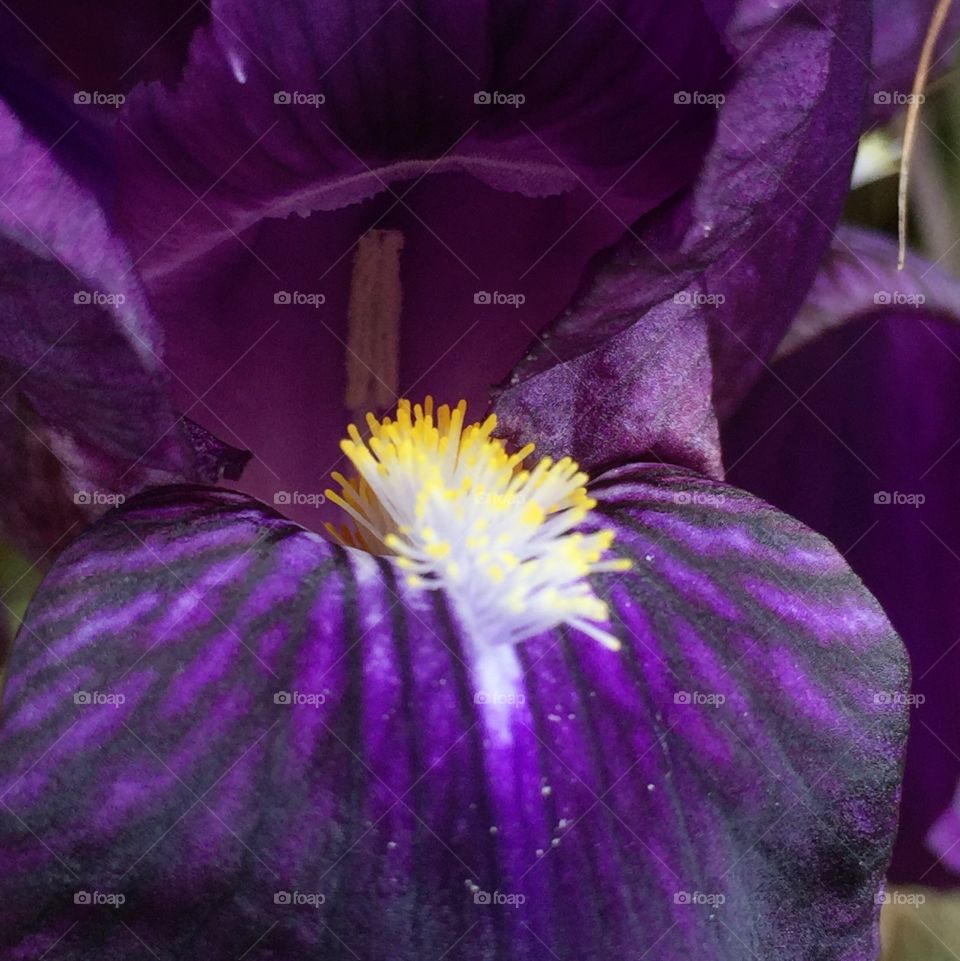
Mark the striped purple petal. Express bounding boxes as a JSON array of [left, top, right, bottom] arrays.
[[0, 467, 906, 959]]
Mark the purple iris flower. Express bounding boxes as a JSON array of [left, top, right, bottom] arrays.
[[0, 1, 953, 958]]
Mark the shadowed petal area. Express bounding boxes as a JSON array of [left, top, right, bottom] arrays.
[[113, 0, 739, 525], [118, 0, 733, 276], [0, 95, 248, 556], [0, 1, 206, 92], [142, 177, 651, 531], [723, 302, 960, 887], [0, 468, 905, 959], [492, 0, 871, 473], [0, 396, 88, 564]]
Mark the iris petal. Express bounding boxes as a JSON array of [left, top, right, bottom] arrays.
[[724, 230, 960, 886], [0, 0, 875, 535], [0, 468, 906, 958], [493, 0, 871, 474], [0, 95, 251, 559], [110, 0, 739, 523], [117, 0, 732, 275]]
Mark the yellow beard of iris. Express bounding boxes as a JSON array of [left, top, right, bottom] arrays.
[[325, 398, 630, 650]]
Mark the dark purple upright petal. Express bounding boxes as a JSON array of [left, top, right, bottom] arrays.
[[111, 0, 741, 525], [118, 0, 732, 275], [723, 232, 960, 885], [0, 469, 906, 959], [493, 0, 871, 473], [137, 179, 643, 530]]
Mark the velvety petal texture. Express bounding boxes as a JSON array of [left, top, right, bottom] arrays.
[[0, 98, 181, 476], [493, 0, 871, 474], [723, 234, 960, 886], [0, 468, 906, 959]]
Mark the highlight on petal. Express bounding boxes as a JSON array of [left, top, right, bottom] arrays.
[[0, 467, 906, 959], [723, 237, 960, 886]]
